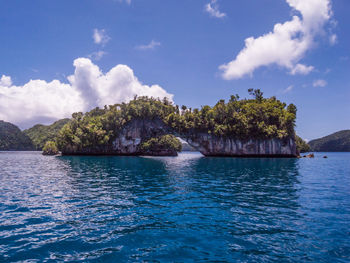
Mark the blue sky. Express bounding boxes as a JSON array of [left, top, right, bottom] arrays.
[[0, 0, 349, 140]]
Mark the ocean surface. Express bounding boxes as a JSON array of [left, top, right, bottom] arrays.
[[0, 152, 349, 262]]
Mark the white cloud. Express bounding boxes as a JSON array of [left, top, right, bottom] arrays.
[[136, 40, 161, 50], [313, 79, 327, 87], [284, 85, 294, 93], [117, 0, 131, 4], [88, 50, 107, 61], [329, 34, 337, 45], [0, 75, 12, 87], [205, 0, 226, 18], [220, 0, 333, 80], [0, 58, 173, 129], [93, 29, 110, 45], [290, 64, 314, 75]]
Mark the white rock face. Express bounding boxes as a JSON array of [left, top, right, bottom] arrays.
[[111, 118, 172, 155], [186, 134, 297, 157]]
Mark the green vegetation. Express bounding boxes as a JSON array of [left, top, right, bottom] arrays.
[[296, 135, 311, 153], [57, 90, 297, 153], [24, 119, 70, 150], [309, 130, 350, 152], [0, 121, 34, 151], [56, 96, 178, 152], [141, 135, 182, 153], [42, 141, 59, 155], [166, 89, 296, 140]]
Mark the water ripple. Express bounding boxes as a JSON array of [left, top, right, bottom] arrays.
[[0, 151, 349, 262]]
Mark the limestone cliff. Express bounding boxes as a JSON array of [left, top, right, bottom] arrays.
[[184, 133, 297, 157]]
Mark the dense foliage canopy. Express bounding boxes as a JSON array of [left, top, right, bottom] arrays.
[[57, 90, 297, 152], [0, 121, 34, 151], [166, 89, 296, 140], [309, 130, 350, 152], [24, 119, 70, 150], [296, 136, 311, 153]]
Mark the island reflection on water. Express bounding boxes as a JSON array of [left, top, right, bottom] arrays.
[[0, 152, 349, 262]]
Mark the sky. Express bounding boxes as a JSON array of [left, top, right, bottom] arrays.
[[0, 0, 349, 140]]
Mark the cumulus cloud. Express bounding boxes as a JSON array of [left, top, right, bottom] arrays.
[[220, 0, 333, 79], [205, 0, 226, 18], [136, 40, 161, 50], [93, 29, 110, 45], [0, 58, 173, 129], [313, 79, 327, 87], [0, 75, 12, 87]]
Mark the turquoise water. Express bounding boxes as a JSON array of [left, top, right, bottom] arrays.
[[0, 152, 349, 262]]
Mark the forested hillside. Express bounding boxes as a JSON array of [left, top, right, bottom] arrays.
[[24, 119, 70, 150], [309, 130, 350, 152], [0, 121, 34, 150]]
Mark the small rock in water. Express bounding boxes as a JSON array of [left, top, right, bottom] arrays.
[[304, 153, 315, 158], [323, 156, 328, 158]]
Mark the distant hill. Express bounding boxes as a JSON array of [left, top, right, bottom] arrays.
[[24, 119, 70, 150], [0, 121, 34, 150], [309, 130, 350, 152]]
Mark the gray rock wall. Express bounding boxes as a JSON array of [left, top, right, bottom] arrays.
[[185, 133, 297, 157], [111, 118, 172, 155]]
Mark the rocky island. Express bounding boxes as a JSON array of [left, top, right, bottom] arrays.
[[56, 89, 298, 157]]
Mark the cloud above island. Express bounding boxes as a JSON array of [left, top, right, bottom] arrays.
[[220, 0, 333, 79], [0, 58, 173, 129], [117, 0, 131, 4], [136, 40, 161, 50], [93, 29, 110, 46], [205, 0, 226, 19], [313, 79, 327, 87]]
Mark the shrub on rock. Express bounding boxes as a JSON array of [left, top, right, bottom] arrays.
[[42, 141, 59, 156], [140, 135, 182, 156]]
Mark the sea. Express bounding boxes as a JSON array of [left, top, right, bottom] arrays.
[[0, 151, 349, 262]]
